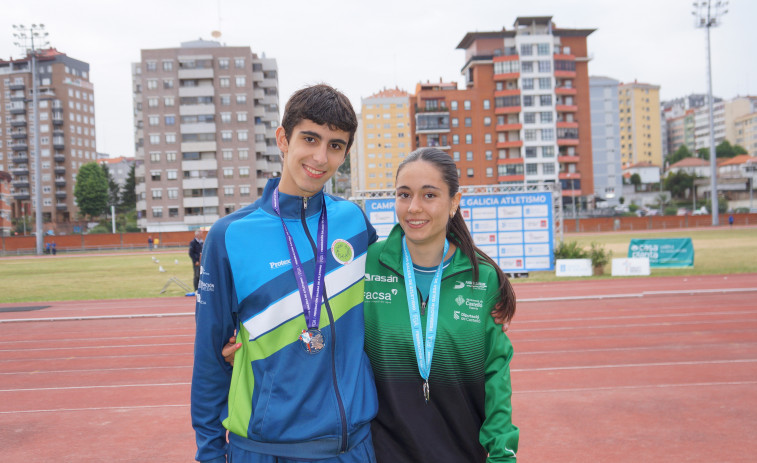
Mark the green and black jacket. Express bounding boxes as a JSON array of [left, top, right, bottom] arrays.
[[364, 224, 519, 462]]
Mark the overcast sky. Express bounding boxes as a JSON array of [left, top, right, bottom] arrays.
[[3, 0, 754, 158]]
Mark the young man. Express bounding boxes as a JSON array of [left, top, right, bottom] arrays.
[[191, 84, 379, 463]]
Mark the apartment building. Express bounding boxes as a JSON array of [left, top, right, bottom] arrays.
[[99, 156, 135, 189], [0, 170, 11, 236], [132, 40, 280, 232], [356, 88, 412, 192], [0, 49, 95, 231], [618, 81, 663, 167], [411, 16, 595, 209], [589, 76, 623, 207], [734, 111, 757, 155]]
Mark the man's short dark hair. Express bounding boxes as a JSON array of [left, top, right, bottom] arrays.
[[281, 84, 358, 153]]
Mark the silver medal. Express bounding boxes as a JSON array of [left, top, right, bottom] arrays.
[[299, 328, 325, 354]]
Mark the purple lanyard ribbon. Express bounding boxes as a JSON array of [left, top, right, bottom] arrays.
[[272, 187, 328, 330]]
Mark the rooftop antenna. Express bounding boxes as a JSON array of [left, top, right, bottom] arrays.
[[211, 0, 222, 39]]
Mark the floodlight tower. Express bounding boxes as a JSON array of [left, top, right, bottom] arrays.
[[692, 1, 728, 226], [12, 24, 49, 254]]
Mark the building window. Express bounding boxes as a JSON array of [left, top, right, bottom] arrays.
[[539, 77, 551, 89], [452, 151, 460, 161], [149, 134, 160, 145], [525, 147, 537, 158], [523, 95, 534, 107], [524, 112, 536, 124], [152, 207, 163, 218], [150, 152, 161, 162], [493, 60, 519, 74], [162, 61, 173, 71], [167, 188, 178, 199], [219, 77, 230, 88], [526, 163, 538, 175], [467, 168, 474, 177], [235, 58, 245, 68], [237, 112, 248, 122], [543, 162, 555, 174], [465, 134, 472, 144], [540, 112, 553, 123], [223, 168, 233, 178], [484, 133, 492, 144], [222, 149, 233, 160], [466, 151, 473, 161], [151, 189, 162, 199], [238, 131, 248, 141], [450, 101, 458, 111], [451, 117, 459, 128], [163, 79, 174, 89], [484, 116, 492, 126], [224, 186, 234, 196], [521, 61, 534, 73], [165, 133, 176, 144], [148, 98, 159, 108], [483, 99, 491, 110], [164, 96, 175, 106], [538, 61, 552, 73], [235, 76, 246, 87], [218, 58, 229, 69], [485, 150, 493, 161], [539, 95, 552, 106], [146, 79, 158, 90], [166, 152, 177, 162], [464, 100, 471, 110], [239, 167, 250, 177], [169, 208, 179, 217], [166, 170, 178, 180], [464, 117, 472, 127], [221, 131, 232, 141], [537, 43, 550, 55], [524, 129, 537, 141], [541, 129, 554, 141], [452, 135, 459, 145], [165, 115, 175, 126], [146, 61, 157, 71], [150, 171, 161, 181], [520, 44, 533, 56], [240, 185, 250, 196], [148, 115, 159, 126], [486, 167, 493, 177], [236, 94, 247, 104]]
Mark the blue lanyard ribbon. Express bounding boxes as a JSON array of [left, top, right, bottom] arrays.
[[402, 236, 449, 383], [272, 188, 328, 330]]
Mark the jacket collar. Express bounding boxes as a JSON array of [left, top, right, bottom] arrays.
[[378, 224, 473, 278], [260, 178, 326, 220]]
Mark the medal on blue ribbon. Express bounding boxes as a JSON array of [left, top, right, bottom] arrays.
[[273, 188, 328, 355], [402, 235, 449, 404]]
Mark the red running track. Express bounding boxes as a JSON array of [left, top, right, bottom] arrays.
[[0, 274, 756, 462]]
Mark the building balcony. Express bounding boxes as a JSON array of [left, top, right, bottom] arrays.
[[53, 129, 65, 137], [54, 166, 66, 175], [558, 155, 580, 164], [555, 105, 578, 113], [56, 191, 67, 199], [177, 68, 214, 80], [494, 89, 521, 97], [11, 132, 28, 139], [493, 73, 520, 82], [497, 158, 524, 165], [497, 174, 525, 183], [182, 177, 218, 190], [9, 83, 25, 91], [557, 138, 580, 147], [555, 87, 578, 95], [56, 203, 68, 211], [53, 141, 65, 150], [12, 180, 30, 189], [178, 85, 215, 98], [183, 196, 219, 208], [14, 192, 31, 200], [556, 121, 579, 129], [495, 106, 522, 115], [10, 94, 26, 102], [184, 214, 219, 225], [496, 140, 524, 149], [12, 143, 28, 151], [52, 117, 64, 126], [10, 107, 26, 115], [181, 159, 218, 172], [10, 167, 29, 176], [496, 123, 523, 132], [55, 178, 66, 187], [179, 103, 216, 116], [11, 155, 29, 165], [54, 154, 66, 162], [11, 118, 27, 127]]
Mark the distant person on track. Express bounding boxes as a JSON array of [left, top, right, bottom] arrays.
[[147, 235, 153, 250], [189, 231, 204, 292], [191, 84, 378, 463]]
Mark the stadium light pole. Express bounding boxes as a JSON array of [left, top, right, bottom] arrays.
[[692, 1, 728, 226], [13, 24, 49, 254]]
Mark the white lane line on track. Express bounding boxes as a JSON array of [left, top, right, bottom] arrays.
[[0, 365, 191, 376], [0, 312, 195, 323], [0, 404, 188, 414], [0, 334, 194, 346], [518, 287, 757, 303], [516, 310, 757, 324], [512, 358, 757, 372], [517, 342, 757, 356], [0, 381, 190, 393], [515, 380, 757, 394], [0, 342, 193, 353], [512, 318, 757, 333]]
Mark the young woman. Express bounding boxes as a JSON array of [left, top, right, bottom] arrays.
[[363, 147, 518, 462], [223, 147, 518, 461]]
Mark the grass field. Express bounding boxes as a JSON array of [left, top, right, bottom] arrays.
[[1, 227, 755, 303]]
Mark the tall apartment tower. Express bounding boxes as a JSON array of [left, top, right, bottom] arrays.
[[413, 17, 595, 209], [1, 49, 95, 232], [589, 76, 623, 207], [357, 88, 412, 191], [132, 40, 280, 232], [618, 81, 662, 167]]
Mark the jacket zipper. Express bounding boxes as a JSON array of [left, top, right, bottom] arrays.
[[302, 196, 349, 453]]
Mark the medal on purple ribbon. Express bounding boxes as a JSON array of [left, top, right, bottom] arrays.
[[273, 188, 329, 356]]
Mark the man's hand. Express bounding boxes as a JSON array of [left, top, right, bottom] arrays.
[[222, 336, 241, 366]]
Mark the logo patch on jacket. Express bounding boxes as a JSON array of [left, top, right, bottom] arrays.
[[331, 239, 354, 264]]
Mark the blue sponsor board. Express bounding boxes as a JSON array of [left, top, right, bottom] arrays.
[[364, 192, 554, 272]]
